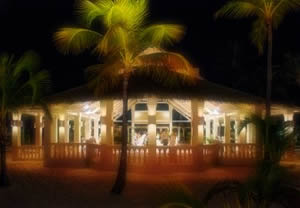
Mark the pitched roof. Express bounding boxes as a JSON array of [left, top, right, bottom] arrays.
[[45, 74, 264, 104]]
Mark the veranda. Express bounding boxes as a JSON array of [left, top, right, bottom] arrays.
[[11, 96, 296, 172]]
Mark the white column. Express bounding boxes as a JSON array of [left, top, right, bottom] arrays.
[[100, 100, 114, 145], [191, 99, 204, 145], [12, 113, 22, 147], [147, 97, 157, 146], [238, 114, 247, 144], [65, 115, 70, 143], [224, 114, 231, 144], [35, 113, 43, 146], [74, 113, 81, 143], [247, 123, 255, 143], [131, 105, 135, 145], [213, 117, 218, 140], [169, 105, 173, 134], [85, 117, 91, 140], [94, 118, 99, 143], [57, 114, 66, 143]]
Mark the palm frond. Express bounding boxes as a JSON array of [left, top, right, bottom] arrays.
[[272, 0, 300, 29], [86, 58, 123, 96], [140, 24, 185, 48], [14, 50, 41, 78], [134, 52, 200, 86], [76, 0, 111, 27], [238, 114, 265, 143], [54, 27, 102, 55], [203, 180, 247, 206], [215, 1, 262, 19], [96, 25, 129, 55], [103, 0, 148, 30], [0, 51, 51, 118], [250, 17, 267, 54]]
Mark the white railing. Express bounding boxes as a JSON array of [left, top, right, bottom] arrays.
[[218, 144, 258, 165], [16, 143, 295, 170], [13, 145, 43, 160], [49, 143, 87, 160]]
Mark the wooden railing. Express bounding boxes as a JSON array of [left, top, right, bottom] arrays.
[[13, 145, 43, 161]]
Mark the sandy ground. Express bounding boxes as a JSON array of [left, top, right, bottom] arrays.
[[0, 160, 256, 208], [0, 160, 299, 208]]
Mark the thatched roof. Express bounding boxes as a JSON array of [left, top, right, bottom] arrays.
[[45, 75, 264, 104]]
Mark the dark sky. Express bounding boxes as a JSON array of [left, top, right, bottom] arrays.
[[1, 0, 300, 102]]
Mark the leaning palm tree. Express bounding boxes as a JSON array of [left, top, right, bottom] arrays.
[[54, 0, 199, 194], [215, 0, 300, 149], [0, 51, 50, 186]]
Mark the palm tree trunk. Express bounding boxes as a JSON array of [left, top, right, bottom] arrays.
[[265, 22, 273, 160], [0, 119, 9, 187], [111, 74, 129, 194]]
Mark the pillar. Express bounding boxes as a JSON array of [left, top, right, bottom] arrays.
[[147, 97, 157, 146], [12, 113, 22, 147], [64, 114, 70, 143], [169, 105, 173, 134], [191, 99, 204, 145], [85, 117, 91, 140], [239, 115, 247, 144], [213, 117, 218, 140], [35, 113, 43, 146], [57, 114, 66, 143], [235, 116, 240, 143], [94, 118, 99, 143], [131, 105, 135, 145], [224, 114, 231, 143], [74, 113, 81, 143], [100, 100, 114, 145]]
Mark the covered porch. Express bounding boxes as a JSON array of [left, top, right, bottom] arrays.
[[10, 97, 296, 172]]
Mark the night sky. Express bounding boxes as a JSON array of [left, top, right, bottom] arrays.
[[1, 0, 300, 103]]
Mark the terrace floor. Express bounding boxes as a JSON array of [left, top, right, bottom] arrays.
[[1, 159, 300, 208]]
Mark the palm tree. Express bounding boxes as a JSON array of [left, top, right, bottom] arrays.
[[204, 160, 300, 208], [54, 0, 199, 194], [0, 51, 50, 186], [215, 0, 300, 150], [238, 115, 295, 163]]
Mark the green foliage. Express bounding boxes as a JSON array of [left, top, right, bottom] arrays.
[[238, 114, 296, 163], [215, 0, 300, 54], [0, 51, 50, 120], [204, 161, 300, 208], [54, 0, 199, 94], [54, 28, 102, 55]]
